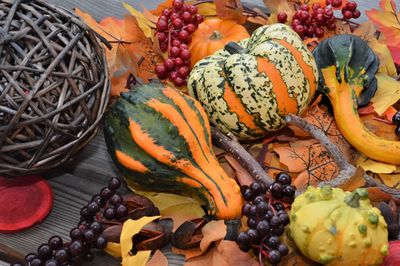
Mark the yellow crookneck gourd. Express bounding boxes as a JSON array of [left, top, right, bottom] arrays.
[[313, 34, 400, 165], [289, 186, 388, 266]]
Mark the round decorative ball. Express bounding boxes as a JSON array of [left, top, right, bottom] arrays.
[[0, 0, 110, 175]]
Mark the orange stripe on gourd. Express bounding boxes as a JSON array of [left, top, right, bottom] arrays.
[[128, 118, 227, 207], [115, 150, 148, 173], [278, 39, 317, 98], [223, 82, 265, 134], [256, 57, 298, 116], [162, 87, 213, 159]]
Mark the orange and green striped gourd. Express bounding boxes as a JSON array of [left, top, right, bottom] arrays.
[[188, 23, 319, 140], [104, 82, 243, 220]]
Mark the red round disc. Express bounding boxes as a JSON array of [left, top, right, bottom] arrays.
[[0, 175, 53, 233]]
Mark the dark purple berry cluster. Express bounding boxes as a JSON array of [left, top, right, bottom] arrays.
[[236, 172, 295, 265], [12, 178, 126, 266], [392, 111, 400, 137]]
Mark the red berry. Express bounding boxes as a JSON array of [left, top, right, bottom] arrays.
[[158, 15, 168, 22], [346, 1, 357, 11], [155, 64, 167, 79], [174, 57, 184, 67], [184, 60, 191, 66], [173, 77, 185, 87], [170, 46, 181, 57], [173, 0, 184, 10], [169, 71, 178, 80], [324, 7, 333, 18], [312, 3, 321, 11], [156, 20, 168, 32], [300, 4, 310, 11], [315, 13, 325, 25], [277, 12, 288, 23], [352, 9, 361, 18], [291, 19, 301, 27], [177, 66, 189, 78], [326, 17, 336, 25], [164, 58, 175, 71], [162, 9, 171, 18], [343, 10, 353, 19], [182, 4, 189, 12], [172, 18, 183, 29], [299, 10, 310, 22], [304, 18, 312, 26], [160, 42, 168, 52], [341, 7, 348, 14], [157, 32, 167, 43], [170, 13, 179, 21], [171, 39, 181, 47], [180, 43, 188, 50], [180, 49, 191, 60], [327, 22, 336, 30], [332, 0, 342, 8], [186, 23, 196, 33], [315, 27, 325, 37], [194, 14, 203, 24], [316, 8, 324, 14], [294, 24, 305, 35], [294, 10, 302, 19], [306, 26, 315, 37], [188, 5, 197, 14], [182, 11, 192, 23], [326, 0, 332, 5], [178, 30, 190, 42]]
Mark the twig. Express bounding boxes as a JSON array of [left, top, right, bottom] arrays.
[[211, 127, 274, 186], [285, 114, 400, 198]]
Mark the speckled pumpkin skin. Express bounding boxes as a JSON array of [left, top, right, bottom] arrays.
[[188, 23, 318, 140], [289, 186, 388, 266]]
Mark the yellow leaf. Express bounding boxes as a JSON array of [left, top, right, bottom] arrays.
[[123, 2, 154, 39], [370, 38, 398, 76], [378, 173, 400, 187], [371, 73, 400, 115], [105, 242, 122, 258], [357, 154, 397, 174], [128, 185, 205, 231], [187, 1, 217, 17]]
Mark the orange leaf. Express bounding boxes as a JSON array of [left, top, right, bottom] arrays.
[[151, 0, 174, 16], [75, 10, 163, 97], [146, 250, 168, 266], [361, 113, 398, 141], [366, 0, 400, 64], [215, 0, 246, 23], [264, 0, 295, 24], [367, 187, 400, 204], [338, 166, 366, 191], [173, 220, 227, 260], [223, 155, 254, 186], [294, 0, 348, 9], [184, 240, 258, 266]]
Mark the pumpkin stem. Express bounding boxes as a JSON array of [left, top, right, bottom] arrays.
[[209, 30, 223, 41], [344, 189, 368, 208], [224, 219, 240, 240], [225, 42, 249, 55]]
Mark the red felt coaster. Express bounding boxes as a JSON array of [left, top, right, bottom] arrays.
[[0, 175, 53, 233]]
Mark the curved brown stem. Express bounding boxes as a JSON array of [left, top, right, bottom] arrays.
[[285, 114, 400, 198], [211, 127, 274, 186]]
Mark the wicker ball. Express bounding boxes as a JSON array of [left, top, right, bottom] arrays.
[[0, 0, 110, 175]]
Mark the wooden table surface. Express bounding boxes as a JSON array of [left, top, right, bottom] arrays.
[[0, 0, 380, 265]]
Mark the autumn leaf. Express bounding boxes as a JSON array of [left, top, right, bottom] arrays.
[[215, 0, 246, 23], [338, 166, 366, 191], [263, 0, 295, 24], [173, 220, 227, 259], [272, 104, 356, 190], [293, 0, 348, 9], [123, 3, 155, 40], [371, 73, 400, 115], [360, 112, 398, 141], [146, 250, 168, 266], [223, 155, 254, 186], [75, 10, 163, 97], [151, 0, 174, 16], [104, 216, 160, 264], [366, 0, 400, 64], [184, 240, 258, 266], [128, 185, 205, 231]]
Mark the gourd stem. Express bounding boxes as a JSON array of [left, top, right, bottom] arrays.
[[344, 191, 361, 208], [224, 42, 249, 55], [211, 127, 274, 186], [285, 114, 400, 198], [209, 30, 223, 41], [224, 219, 240, 240]]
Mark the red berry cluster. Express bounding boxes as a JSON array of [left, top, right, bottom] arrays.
[[277, 0, 360, 40], [155, 0, 204, 87]]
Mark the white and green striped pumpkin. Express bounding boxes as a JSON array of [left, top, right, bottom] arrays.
[[188, 23, 319, 140]]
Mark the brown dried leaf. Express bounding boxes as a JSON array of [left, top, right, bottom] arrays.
[[223, 155, 254, 186], [215, 0, 246, 23], [338, 166, 366, 191]]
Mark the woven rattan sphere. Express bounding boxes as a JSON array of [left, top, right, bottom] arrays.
[[0, 0, 110, 175]]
